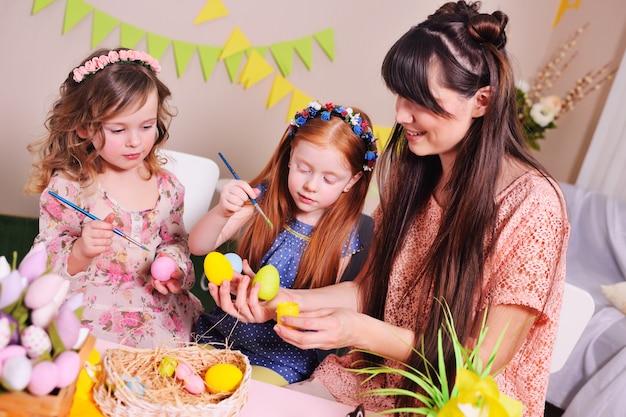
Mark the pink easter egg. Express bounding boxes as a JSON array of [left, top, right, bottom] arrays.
[[54, 350, 81, 388], [183, 374, 205, 394], [151, 257, 177, 282], [28, 360, 59, 396], [174, 361, 193, 380]]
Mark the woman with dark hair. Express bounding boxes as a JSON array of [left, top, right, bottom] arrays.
[[209, 2, 569, 416]]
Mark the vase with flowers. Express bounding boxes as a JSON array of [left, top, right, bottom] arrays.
[[349, 301, 523, 417], [517, 23, 616, 150]]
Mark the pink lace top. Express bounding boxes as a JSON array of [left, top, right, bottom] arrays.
[[313, 172, 570, 417], [34, 172, 203, 348]]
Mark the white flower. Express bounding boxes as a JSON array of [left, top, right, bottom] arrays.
[[516, 79, 530, 93], [0, 256, 10, 280], [529, 95, 562, 127], [309, 101, 322, 111]]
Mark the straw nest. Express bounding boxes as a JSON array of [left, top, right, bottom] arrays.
[[93, 343, 251, 417]]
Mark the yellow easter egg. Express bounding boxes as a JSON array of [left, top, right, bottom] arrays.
[[252, 265, 280, 301], [204, 363, 243, 394], [204, 252, 234, 286]]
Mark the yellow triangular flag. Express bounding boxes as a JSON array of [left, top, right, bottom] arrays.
[[219, 27, 252, 60], [91, 10, 119, 49], [120, 23, 145, 49], [63, 0, 93, 34], [239, 50, 275, 89], [287, 90, 313, 122], [293, 36, 313, 70], [194, 0, 229, 24], [266, 75, 295, 108], [373, 125, 393, 151], [32, 0, 55, 14], [314, 28, 335, 61], [269, 41, 295, 77], [173, 41, 197, 78], [223, 51, 245, 83], [146, 33, 171, 60], [246, 47, 268, 58], [198, 45, 222, 81]]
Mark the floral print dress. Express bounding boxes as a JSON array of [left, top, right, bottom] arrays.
[[35, 172, 203, 348]]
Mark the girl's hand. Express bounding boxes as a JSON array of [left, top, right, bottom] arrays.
[[74, 212, 116, 259], [219, 180, 260, 217], [274, 308, 363, 351]]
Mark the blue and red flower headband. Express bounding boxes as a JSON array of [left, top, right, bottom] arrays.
[[288, 101, 378, 171], [72, 49, 161, 83]]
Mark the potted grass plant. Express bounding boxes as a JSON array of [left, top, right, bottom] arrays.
[[348, 301, 523, 417]]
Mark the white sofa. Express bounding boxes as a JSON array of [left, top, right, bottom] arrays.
[[546, 182, 626, 416]]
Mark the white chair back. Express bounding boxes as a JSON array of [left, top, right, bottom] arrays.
[[550, 283, 595, 373], [159, 149, 219, 230]]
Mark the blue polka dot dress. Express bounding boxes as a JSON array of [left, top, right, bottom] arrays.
[[195, 218, 362, 383]]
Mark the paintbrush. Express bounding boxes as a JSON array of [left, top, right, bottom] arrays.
[[218, 152, 274, 229], [48, 190, 150, 251]]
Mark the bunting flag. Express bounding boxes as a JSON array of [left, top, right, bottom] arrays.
[[266, 75, 294, 108], [32, 0, 55, 14], [287, 90, 314, 122], [219, 27, 252, 60], [33, 1, 335, 86], [553, 0, 582, 27], [314, 28, 335, 61], [30, 0, 365, 127], [239, 50, 275, 89], [194, 0, 229, 24], [62, 0, 92, 34], [120, 23, 145, 49], [198, 45, 222, 81], [173, 41, 197, 77], [373, 125, 393, 151], [91, 9, 119, 48]]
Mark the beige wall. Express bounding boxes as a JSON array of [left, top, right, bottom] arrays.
[[1, 0, 624, 218]]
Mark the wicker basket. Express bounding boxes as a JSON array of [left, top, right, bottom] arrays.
[[93, 344, 251, 417]]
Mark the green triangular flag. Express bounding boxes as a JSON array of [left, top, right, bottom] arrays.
[[314, 28, 334, 61], [120, 23, 145, 49], [32, 0, 55, 14], [146, 32, 171, 60], [246, 46, 267, 58], [223, 51, 244, 83], [269, 41, 294, 77], [91, 10, 119, 49], [293, 36, 313, 70], [63, 0, 93, 34], [198, 45, 222, 82], [172, 41, 197, 78]]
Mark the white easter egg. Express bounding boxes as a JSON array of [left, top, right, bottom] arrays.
[[28, 360, 59, 396], [1, 354, 32, 391], [224, 253, 243, 273]]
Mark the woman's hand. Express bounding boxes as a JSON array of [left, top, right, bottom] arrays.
[[208, 260, 292, 323], [273, 308, 364, 351]]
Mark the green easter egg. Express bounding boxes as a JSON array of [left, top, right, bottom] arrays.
[[252, 265, 280, 301]]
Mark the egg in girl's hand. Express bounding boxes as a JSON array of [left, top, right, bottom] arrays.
[[224, 253, 243, 273], [151, 256, 177, 282], [203, 252, 234, 286], [252, 265, 280, 301]]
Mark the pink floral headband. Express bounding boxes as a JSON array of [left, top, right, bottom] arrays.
[[71, 49, 161, 83]]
